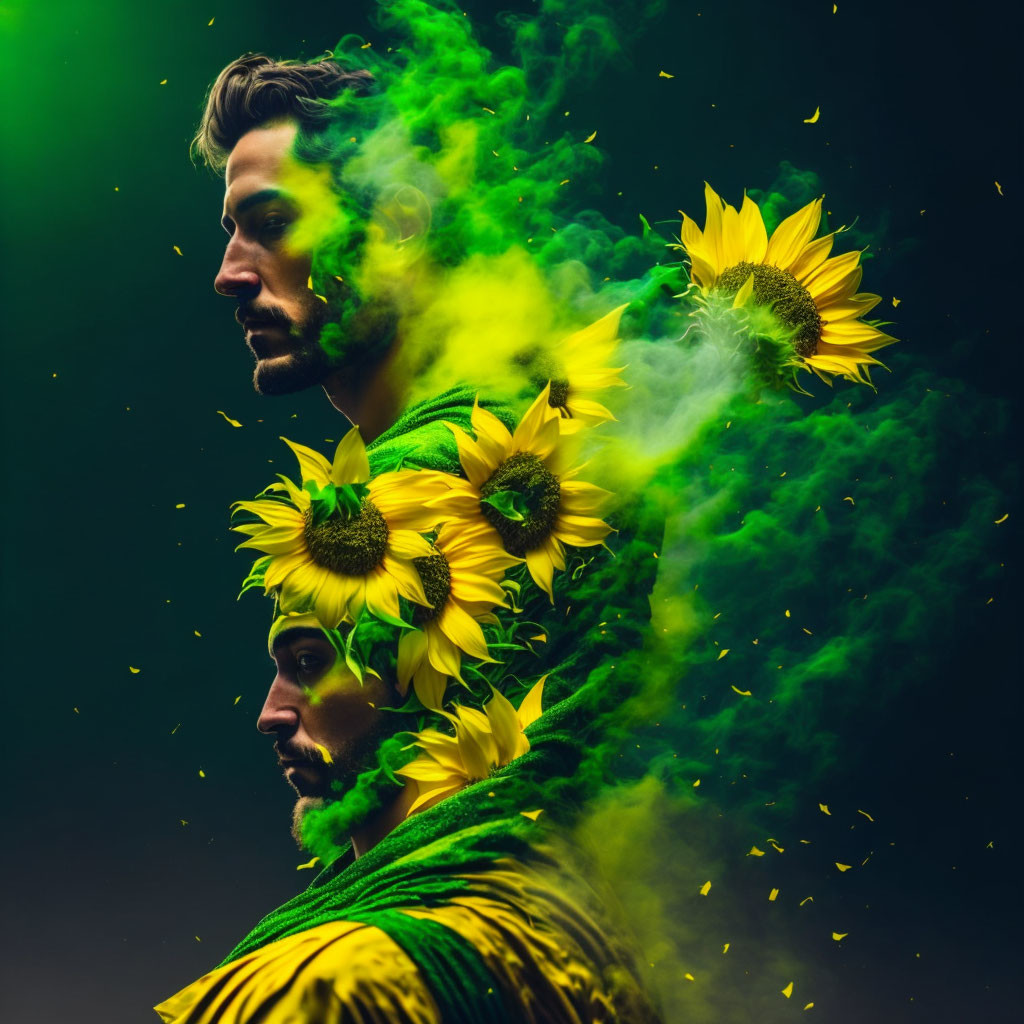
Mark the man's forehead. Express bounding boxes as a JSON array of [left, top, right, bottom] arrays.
[[223, 120, 298, 211]]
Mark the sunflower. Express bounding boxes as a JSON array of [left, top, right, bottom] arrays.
[[676, 183, 897, 387], [440, 387, 614, 601], [232, 427, 462, 629], [396, 520, 521, 711], [395, 676, 546, 814], [540, 305, 629, 433]]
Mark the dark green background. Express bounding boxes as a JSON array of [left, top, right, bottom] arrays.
[[1, 1, 1019, 1021]]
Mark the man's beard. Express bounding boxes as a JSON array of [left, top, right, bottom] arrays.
[[249, 299, 333, 396], [284, 717, 397, 850]]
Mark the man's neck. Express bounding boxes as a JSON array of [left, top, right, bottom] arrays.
[[322, 341, 406, 444], [350, 783, 417, 859]]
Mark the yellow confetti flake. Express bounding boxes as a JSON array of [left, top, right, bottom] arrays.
[[684, 973, 695, 982], [129, 666, 141, 674], [752, 638, 759, 644], [583, 130, 597, 143], [175, 503, 186, 509], [559, 179, 571, 186], [835, 862, 852, 872], [892, 296, 901, 307], [692, 778, 701, 788], [804, 1003, 815, 1011], [658, 70, 675, 78], [819, 803, 831, 815], [313, 742, 334, 765], [360, 41, 372, 49], [833, 1, 838, 10], [802, 627, 813, 635], [731, 685, 752, 696], [198, 769, 206, 778], [73, 706, 80, 714], [528, 634, 547, 643], [520, 809, 545, 820], [180, 819, 188, 826], [296, 856, 321, 871], [769, 887, 779, 901], [782, 981, 794, 999], [803, 106, 820, 123], [832, 932, 848, 941], [799, 839, 812, 845], [173, 245, 182, 255], [857, 809, 875, 822], [748, 845, 765, 857], [785, 609, 791, 618], [233, 695, 241, 705], [208, 17, 214, 26], [768, 839, 785, 853], [193, 630, 202, 638], [722, 942, 730, 954], [700, 880, 712, 896], [995, 181, 1003, 195], [800, 896, 814, 906], [994, 513, 1009, 524], [717, 648, 730, 660], [160, 79, 168, 85], [171, 723, 180, 735], [843, 496, 855, 505], [195, 935, 201, 942]]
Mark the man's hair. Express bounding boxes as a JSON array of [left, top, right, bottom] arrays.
[[193, 54, 374, 173]]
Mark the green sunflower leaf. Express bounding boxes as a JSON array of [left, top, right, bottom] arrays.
[[481, 489, 529, 522], [237, 556, 273, 599]]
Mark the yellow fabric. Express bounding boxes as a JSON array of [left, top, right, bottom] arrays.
[[154, 920, 442, 1024], [398, 860, 659, 1024]]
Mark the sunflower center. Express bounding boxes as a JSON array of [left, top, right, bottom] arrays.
[[303, 499, 389, 576], [412, 553, 451, 624], [479, 452, 561, 556], [717, 261, 822, 357], [547, 378, 571, 411]]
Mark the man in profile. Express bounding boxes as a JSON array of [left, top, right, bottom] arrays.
[[155, 52, 665, 1023]]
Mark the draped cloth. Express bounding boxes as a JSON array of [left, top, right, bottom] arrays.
[[156, 387, 666, 1022]]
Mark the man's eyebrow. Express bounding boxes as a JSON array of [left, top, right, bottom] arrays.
[[222, 188, 286, 229], [271, 627, 329, 655]]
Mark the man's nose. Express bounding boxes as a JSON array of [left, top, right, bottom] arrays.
[[256, 676, 301, 735], [214, 239, 261, 298]]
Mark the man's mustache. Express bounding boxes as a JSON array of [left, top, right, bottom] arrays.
[[235, 303, 292, 329]]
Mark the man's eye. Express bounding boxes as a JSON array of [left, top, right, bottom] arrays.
[[262, 215, 289, 235], [295, 652, 323, 675]]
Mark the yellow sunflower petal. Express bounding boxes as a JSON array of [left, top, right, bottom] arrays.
[[701, 182, 727, 278], [821, 292, 882, 321], [371, 470, 455, 530], [820, 321, 897, 351], [383, 553, 429, 606], [276, 562, 331, 611], [436, 601, 491, 662], [385, 529, 435, 560], [396, 754, 459, 782], [563, 396, 615, 426], [314, 575, 361, 628], [559, 479, 614, 515], [263, 549, 316, 589], [281, 437, 332, 487], [404, 776, 466, 815], [738, 192, 768, 264], [554, 512, 612, 547], [329, 426, 370, 485], [790, 232, 834, 283], [232, 499, 305, 531], [511, 385, 560, 456], [425, 622, 465, 679], [396, 628, 427, 690], [484, 686, 530, 765], [516, 675, 546, 729], [525, 545, 556, 602], [234, 528, 306, 555], [364, 569, 402, 624], [568, 367, 628, 391], [469, 401, 514, 466], [405, 727, 465, 773], [764, 197, 823, 272], [445, 420, 494, 489], [448, 573, 508, 608], [450, 707, 498, 778], [411, 661, 448, 712], [804, 250, 863, 305]]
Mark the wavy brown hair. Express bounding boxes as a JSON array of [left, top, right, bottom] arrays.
[[192, 54, 375, 173]]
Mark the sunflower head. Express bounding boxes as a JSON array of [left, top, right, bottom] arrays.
[[675, 183, 898, 389]]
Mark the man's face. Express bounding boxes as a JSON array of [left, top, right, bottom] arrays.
[[257, 625, 394, 846], [216, 121, 332, 395]]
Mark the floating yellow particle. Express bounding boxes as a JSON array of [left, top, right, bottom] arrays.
[[160, 79, 168, 85], [233, 695, 241, 705], [173, 245, 182, 255], [833, 2, 838, 10], [528, 634, 547, 643], [857, 809, 875, 821], [782, 981, 794, 998], [559, 179, 571, 186], [804, 1003, 814, 1011], [520, 809, 544, 820], [175, 503, 186, 509], [198, 769, 206, 778], [214, 408, 244, 428], [819, 803, 831, 815], [194, 630, 202, 638], [693, 778, 701, 788], [832, 932, 848, 941], [700, 880, 712, 896], [769, 887, 779, 901], [360, 42, 372, 49], [892, 296, 901, 307], [129, 666, 141, 674], [995, 181, 1003, 195], [843, 496, 855, 505], [748, 845, 765, 857], [800, 896, 814, 906], [195, 935, 201, 942], [180, 819, 188, 826], [717, 648, 730, 660], [803, 106, 820, 123], [208, 17, 214, 27], [584, 131, 597, 143], [785, 609, 791, 618], [802, 627, 813, 635], [836, 862, 852, 872], [722, 942, 730, 954], [658, 70, 675, 78], [296, 856, 321, 871], [171, 723, 180, 735], [684, 973, 695, 981], [994, 513, 1009, 524], [73, 707, 80, 714], [731, 685, 752, 696], [313, 742, 334, 765], [768, 839, 784, 853]]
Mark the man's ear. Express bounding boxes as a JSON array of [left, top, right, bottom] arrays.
[[372, 185, 432, 247]]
